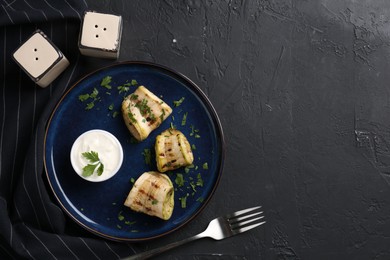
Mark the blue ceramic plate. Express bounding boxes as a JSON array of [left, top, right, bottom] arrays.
[[44, 61, 224, 241]]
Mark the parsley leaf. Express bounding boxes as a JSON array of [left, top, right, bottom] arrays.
[[78, 94, 90, 102], [142, 148, 152, 165], [97, 163, 104, 176], [190, 125, 201, 138], [79, 88, 100, 110], [118, 211, 125, 221], [86, 102, 95, 110], [131, 79, 138, 85], [101, 76, 112, 89], [181, 112, 188, 126], [202, 162, 208, 170], [173, 97, 185, 107], [127, 112, 137, 123], [117, 82, 131, 94], [179, 195, 188, 208], [81, 151, 104, 177], [175, 173, 185, 187], [197, 197, 204, 203], [196, 173, 204, 187], [112, 111, 119, 118], [184, 164, 194, 174], [160, 109, 166, 122], [82, 151, 99, 161], [82, 164, 98, 177]]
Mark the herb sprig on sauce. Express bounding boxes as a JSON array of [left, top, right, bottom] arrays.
[[81, 151, 104, 177]]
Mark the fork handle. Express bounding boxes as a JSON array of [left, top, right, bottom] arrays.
[[122, 233, 205, 260]]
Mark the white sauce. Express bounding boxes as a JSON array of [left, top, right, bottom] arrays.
[[70, 129, 123, 182]]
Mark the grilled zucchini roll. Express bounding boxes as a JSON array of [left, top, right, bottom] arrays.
[[121, 86, 172, 141], [155, 129, 194, 172], [124, 171, 174, 220]]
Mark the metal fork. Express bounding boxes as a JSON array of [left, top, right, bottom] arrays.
[[122, 206, 265, 260]]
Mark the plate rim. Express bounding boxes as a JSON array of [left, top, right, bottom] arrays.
[[43, 61, 225, 242]]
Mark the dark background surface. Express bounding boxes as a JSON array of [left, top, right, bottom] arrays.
[[94, 0, 390, 258], [1, 0, 390, 259]]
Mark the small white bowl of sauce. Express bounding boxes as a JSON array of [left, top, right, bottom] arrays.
[[70, 129, 123, 182]]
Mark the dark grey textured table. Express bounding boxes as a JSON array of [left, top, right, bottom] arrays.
[[86, 1, 390, 258], [1, 1, 390, 259]]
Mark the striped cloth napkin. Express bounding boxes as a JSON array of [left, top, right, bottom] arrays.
[[0, 1, 137, 259]]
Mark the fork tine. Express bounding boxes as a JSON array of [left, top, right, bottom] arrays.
[[226, 206, 262, 220], [230, 215, 265, 229], [232, 221, 266, 235], [227, 206, 265, 235], [229, 211, 263, 225]]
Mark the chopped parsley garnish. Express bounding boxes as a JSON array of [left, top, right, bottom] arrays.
[[173, 97, 185, 107], [100, 76, 112, 89], [131, 79, 138, 85], [184, 164, 194, 174], [175, 173, 185, 187], [118, 211, 125, 221], [117, 82, 131, 94], [160, 109, 166, 122], [112, 111, 119, 118], [78, 94, 90, 102], [130, 94, 138, 100], [135, 99, 149, 114], [202, 162, 209, 170], [127, 112, 137, 123], [117, 210, 137, 229], [134, 98, 156, 123], [189, 173, 204, 192], [152, 199, 158, 205], [108, 103, 114, 111], [79, 88, 100, 110], [142, 148, 152, 165], [80, 77, 140, 112], [181, 112, 188, 126], [189, 181, 197, 192], [118, 79, 137, 94], [90, 88, 99, 98], [86, 102, 95, 110], [81, 151, 104, 177], [196, 173, 204, 187], [189, 125, 200, 137], [179, 194, 189, 208], [197, 197, 204, 203]]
